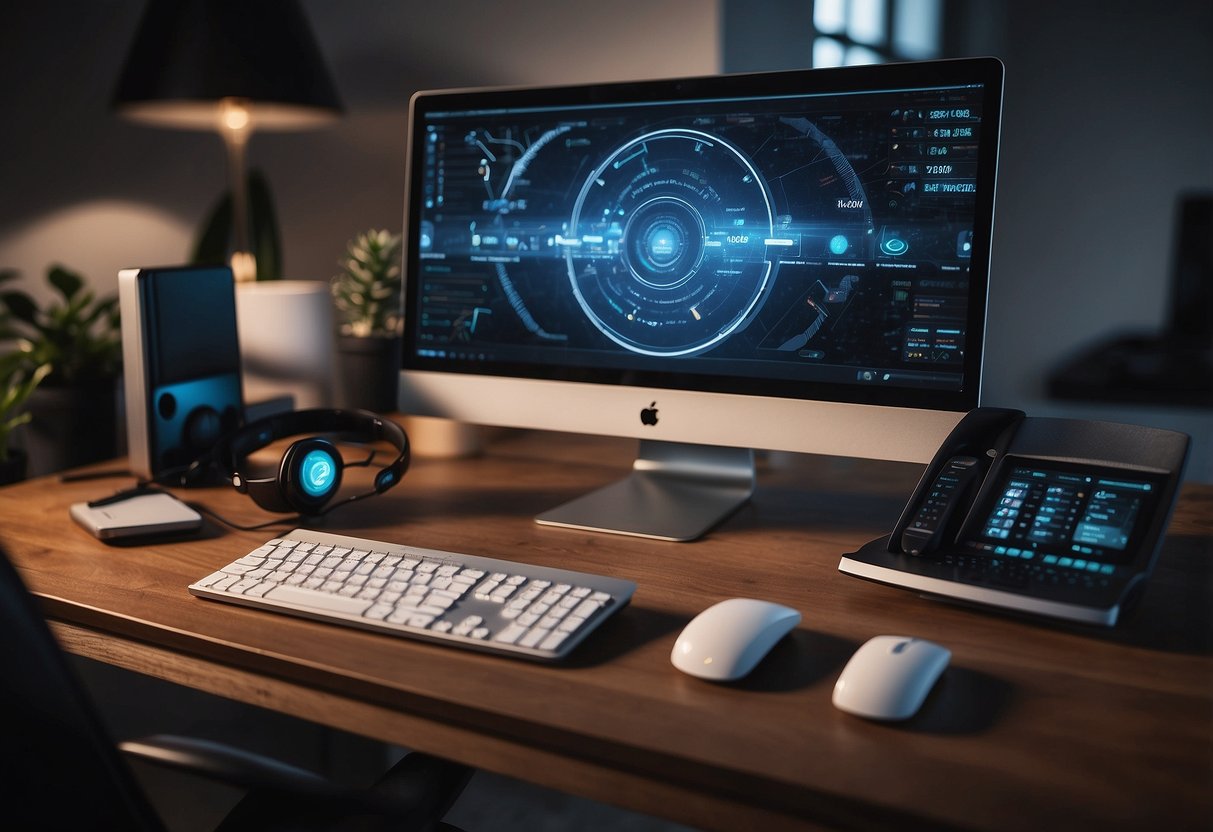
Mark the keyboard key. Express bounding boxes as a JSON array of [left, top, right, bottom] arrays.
[[265, 585, 373, 616], [221, 563, 259, 576], [540, 631, 570, 651], [519, 628, 550, 648], [193, 571, 229, 589], [387, 607, 420, 624], [494, 623, 527, 644], [557, 616, 584, 633], [490, 586, 516, 603]]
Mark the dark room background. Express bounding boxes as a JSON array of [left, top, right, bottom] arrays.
[[1, 0, 1209, 476]]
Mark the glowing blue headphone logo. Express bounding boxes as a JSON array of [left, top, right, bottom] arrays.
[[299, 449, 336, 498]]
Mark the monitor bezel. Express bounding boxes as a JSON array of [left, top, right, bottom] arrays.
[[400, 57, 1004, 420]]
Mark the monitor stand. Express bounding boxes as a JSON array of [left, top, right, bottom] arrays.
[[535, 440, 755, 541]]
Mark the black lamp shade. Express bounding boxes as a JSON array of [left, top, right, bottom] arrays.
[[112, 0, 343, 130]]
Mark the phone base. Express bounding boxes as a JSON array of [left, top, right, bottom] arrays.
[[839, 536, 1130, 627]]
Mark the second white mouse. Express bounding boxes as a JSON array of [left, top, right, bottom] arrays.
[[671, 598, 801, 681], [832, 635, 950, 721]]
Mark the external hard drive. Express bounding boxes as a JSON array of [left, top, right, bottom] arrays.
[[71, 493, 203, 540]]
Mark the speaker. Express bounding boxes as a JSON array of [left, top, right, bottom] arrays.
[[119, 265, 244, 479], [211, 408, 410, 516]]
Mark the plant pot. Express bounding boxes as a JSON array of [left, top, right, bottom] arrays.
[[0, 447, 27, 486], [400, 415, 483, 459], [236, 281, 334, 409], [23, 378, 120, 475], [336, 335, 400, 413]]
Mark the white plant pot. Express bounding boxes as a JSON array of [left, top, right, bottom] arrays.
[[400, 415, 483, 459], [235, 280, 333, 410]]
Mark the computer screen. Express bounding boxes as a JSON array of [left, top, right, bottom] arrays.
[[400, 58, 1004, 539]]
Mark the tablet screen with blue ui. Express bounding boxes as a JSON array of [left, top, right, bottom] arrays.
[[970, 461, 1161, 565]]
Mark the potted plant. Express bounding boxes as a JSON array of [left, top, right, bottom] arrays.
[[331, 229, 402, 412], [192, 169, 283, 282], [0, 266, 122, 473], [0, 353, 51, 485]]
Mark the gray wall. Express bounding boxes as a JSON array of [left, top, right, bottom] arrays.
[[977, 0, 1211, 479], [0, 0, 719, 302], [2, 0, 1209, 476]]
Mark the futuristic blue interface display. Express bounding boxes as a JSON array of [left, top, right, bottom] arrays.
[[971, 460, 1159, 564], [403, 62, 1001, 408]]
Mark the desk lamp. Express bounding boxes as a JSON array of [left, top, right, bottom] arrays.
[[111, 0, 342, 282]]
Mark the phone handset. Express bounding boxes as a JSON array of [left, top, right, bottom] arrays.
[[900, 455, 983, 555], [893, 407, 1025, 557]]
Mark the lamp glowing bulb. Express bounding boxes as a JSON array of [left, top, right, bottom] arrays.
[[220, 98, 252, 132]]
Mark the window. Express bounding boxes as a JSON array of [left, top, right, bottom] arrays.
[[812, 0, 942, 67]]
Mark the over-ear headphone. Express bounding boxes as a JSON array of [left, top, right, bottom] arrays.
[[210, 409, 409, 516]]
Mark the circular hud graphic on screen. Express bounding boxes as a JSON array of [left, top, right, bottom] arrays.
[[565, 129, 776, 357]]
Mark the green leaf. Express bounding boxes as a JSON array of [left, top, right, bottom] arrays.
[[4, 361, 51, 409], [192, 191, 234, 267], [190, 169, 283, 281], [332, 227, 403, 336], [249, 169, 282, 280], [66, 289, 94, 321], [77, 295, 112, 329], [1, 290, 38, 325], [0, 267, 120, 386], [0, 357, 50, 456], [48, 265, 84, 301]]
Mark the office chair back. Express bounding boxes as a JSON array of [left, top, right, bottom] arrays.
[[0, 546, 166, 831]]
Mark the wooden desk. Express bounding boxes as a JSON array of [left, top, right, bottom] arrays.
[[2, 430, 1210, 831]]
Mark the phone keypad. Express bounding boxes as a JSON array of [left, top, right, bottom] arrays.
[[943, 549, 1116, 592], [913, 457, 978, 527], [901, 455, 980, 555]]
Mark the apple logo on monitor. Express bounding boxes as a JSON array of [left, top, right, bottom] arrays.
[[640, 402, 659, 426]]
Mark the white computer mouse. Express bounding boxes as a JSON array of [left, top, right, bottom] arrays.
[[671, 598, 801, 681], [832, 635, 950, 721]]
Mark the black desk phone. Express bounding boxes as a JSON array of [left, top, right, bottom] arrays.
[[839, 408, 1190, 626]]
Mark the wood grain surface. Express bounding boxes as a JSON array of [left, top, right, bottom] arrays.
[[2, 428, 1210, 831]]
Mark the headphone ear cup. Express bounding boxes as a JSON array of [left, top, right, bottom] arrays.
[[243, 475, 292, 514], [279, 438, 344, 515]]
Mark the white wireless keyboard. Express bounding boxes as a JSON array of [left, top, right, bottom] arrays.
[[189, 529, 636, 661]]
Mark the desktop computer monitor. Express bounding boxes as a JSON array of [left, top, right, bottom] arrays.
[[399, 57, 1004, 541]]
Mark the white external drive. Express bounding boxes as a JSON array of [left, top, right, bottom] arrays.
[[71, 493, 203, 540]]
